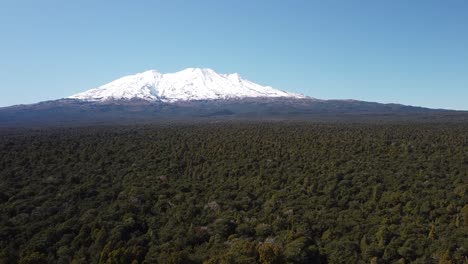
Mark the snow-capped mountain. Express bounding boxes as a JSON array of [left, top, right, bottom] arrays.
[[2, 67, 460, 127], [68, 68, 307, 102]]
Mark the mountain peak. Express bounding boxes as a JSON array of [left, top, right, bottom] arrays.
[[141, 69, 161, 75], [68, 68, 307, 102]]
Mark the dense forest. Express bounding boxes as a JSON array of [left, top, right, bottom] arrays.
[[0, 122, 466, 263]]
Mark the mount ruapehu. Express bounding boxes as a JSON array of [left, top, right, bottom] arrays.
[[0, 68, 466, 126]]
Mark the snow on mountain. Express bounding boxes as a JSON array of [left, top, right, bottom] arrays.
[[68, 68, 307, 102]]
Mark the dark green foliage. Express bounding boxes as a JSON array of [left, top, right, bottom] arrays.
[[0, 122, 466, 263]]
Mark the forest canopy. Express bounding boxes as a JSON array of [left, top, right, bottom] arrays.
[[0, 122, 467, 263]]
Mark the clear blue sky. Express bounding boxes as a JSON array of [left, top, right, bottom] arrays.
[[0, 0, 467, 110]]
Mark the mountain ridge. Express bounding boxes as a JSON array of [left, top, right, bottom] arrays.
[[68, 68, 307, 102], [1, 68, 467, 127]]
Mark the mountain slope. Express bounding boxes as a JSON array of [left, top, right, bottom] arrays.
[[1, 97, 467, 127], [68, 68, 306, 102], [1, 68, 467, 127]]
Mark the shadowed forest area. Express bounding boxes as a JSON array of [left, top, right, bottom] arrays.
[[0, 122, 467, 263]]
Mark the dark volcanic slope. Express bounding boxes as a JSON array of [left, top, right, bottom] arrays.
[[0, 98, 467, 127]]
